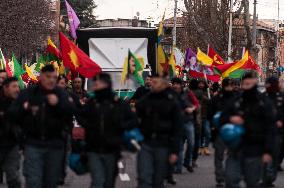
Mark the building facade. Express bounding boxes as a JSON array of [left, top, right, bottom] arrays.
[[96, 18, 149, 28]]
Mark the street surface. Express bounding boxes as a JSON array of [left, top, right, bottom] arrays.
[[1, 150, 284, 188]]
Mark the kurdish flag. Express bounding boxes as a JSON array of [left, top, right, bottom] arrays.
[[214, 51, 261, 79], [59, 32, 101, 78], [121, 50, 144, 86]]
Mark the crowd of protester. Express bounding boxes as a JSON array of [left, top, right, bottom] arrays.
[[0, 64, 284, 188]]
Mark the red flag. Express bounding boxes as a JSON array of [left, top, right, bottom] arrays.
[[47, 38, 61, 59], [59, 32, 102, 78], [5, 60, 13, 77], [208, 47, 225, 66]]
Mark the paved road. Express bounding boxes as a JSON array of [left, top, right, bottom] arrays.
[[1, 151, 284, 188], [61, 151, 284, 188]]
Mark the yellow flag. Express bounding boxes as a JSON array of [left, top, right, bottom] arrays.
[[157, 10, 168, 76], [25, 64, 38, 81], [168, 51, 176, 77], [121, 56, 144, 85], [197, 48, 213, 66], [59, 62, 66, 75]]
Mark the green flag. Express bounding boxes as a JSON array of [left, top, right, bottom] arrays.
[[11, 53, 24, 77], [128, 50, 144, 86], [35, 55, 46, 73], [11, 53, 25, 89]]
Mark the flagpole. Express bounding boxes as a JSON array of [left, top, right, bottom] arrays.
[[205, 45, 211, 99], [172, 0, 178, 48]]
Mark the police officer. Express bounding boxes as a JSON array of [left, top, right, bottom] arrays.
[[9, 65, 75, 188], [78, 73, 137, 188], [136, 75, 183, 188], [261, 76, 284, 187], [221, 71, 276, 188], [0, 69, 8, 184], [0, 77, 21, 188], [208, 78, 236, 187]]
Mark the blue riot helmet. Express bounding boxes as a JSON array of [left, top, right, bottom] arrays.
[[220, 123, 245, 149]]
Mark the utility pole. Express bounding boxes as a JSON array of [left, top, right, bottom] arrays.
[[276, 0, 280, 76], [227, 0, 233, 62], [252, 0, 257, 48], [173, 0, 178, 48]]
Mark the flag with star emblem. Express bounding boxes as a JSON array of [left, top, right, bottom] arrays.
[[208, 46, 225, 66], [59, 32, 101, 78]]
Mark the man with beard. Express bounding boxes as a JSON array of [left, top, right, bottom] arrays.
[[0, 77, 21, 188], [131, 75, 152, 101], [221, 71, 276, 188], [208, 78, 236, 187]]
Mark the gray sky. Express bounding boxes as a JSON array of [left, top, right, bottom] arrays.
[[95, 0, 284, 23]]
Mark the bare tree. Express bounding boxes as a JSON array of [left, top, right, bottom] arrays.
[[0, 0, 55, 61], [183, 0, 251, 59]]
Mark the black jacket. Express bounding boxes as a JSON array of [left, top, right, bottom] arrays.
[[78, 90, 137, 154], [264, 91, 284, 134], [131, 86, 151, 101], [208, 90, 236, 141], [221, 88, 276, 157], [9, 85, 75, 148], [0, 97, 19, 149], [176, 90, 195, 123], [136, 88, 183, 154]]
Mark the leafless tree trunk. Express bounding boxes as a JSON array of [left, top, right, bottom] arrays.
[[0, 0, 54, 62]]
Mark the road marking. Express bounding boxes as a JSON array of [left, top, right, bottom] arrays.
[[118, 162, 124, 169], [119, 173, 130, 181]]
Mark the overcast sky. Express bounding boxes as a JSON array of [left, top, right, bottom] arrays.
[[95, 0, 284, 23]]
